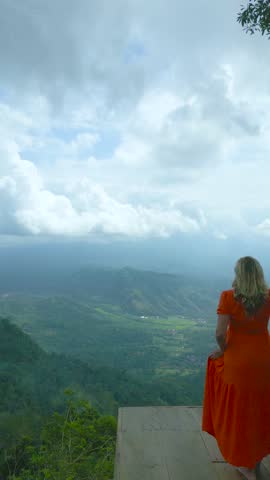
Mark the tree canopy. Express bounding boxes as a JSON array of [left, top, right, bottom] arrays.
[[238, 0, 270, 38]]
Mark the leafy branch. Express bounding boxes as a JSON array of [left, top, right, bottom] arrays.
[[237, 0, 270, 38]]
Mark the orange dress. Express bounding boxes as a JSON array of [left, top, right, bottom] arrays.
[[202, 288, 270, 468]]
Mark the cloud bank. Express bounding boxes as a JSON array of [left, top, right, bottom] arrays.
[[1, 0, 270, 241]]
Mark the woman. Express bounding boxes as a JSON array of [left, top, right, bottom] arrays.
[[202, 256, 270, 480]]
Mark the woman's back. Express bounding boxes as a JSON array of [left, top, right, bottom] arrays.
[[220, 288, 270, 390], [221, 288, 270, 335]]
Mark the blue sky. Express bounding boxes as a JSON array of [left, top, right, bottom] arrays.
[[1, 0, 270, 246]]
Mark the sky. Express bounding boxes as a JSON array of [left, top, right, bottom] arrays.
[[1, 0, 270, 266]]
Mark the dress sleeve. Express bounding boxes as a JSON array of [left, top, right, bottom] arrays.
[[216, 290, 230, 314]]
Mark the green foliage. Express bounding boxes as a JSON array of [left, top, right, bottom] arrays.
[[0, 314, 211, 460], [3, 390, 117, 480], [0, 316, 43, 363], [0, 267, 220, 478], [238, 0, 270, 37]]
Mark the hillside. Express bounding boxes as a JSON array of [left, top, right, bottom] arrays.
[[0, 322, 119, 479], [0, 292, 216, 377], [0, 318, 104, 438], [65, 266, 223, 317], [0, 316, 205, 450], [0, 266, 220, 400], [0, 265, 226, 318], [0, 265, 218, 477]]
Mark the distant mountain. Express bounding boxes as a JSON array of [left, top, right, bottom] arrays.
[[0, 264, 228, 317], [1, 235, 269, 282], [68, 266, 225, 317]]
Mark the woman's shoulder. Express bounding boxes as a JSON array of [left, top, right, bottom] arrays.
[[220, 289, 234, 305], [221, 288, 234, 297], [216, 289, 233, 314], [218, 289, 234, 304]]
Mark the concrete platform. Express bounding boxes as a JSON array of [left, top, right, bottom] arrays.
[[113, 405, 270, 479]]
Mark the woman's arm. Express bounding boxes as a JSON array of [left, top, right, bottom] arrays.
[[215, 313, 230, 353], [216, 334, 228, 353]]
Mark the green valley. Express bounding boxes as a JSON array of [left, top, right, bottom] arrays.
[[0, 266, 225, 479]]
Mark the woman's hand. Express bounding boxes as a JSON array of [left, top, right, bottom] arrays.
[[209, 348, 224, 359]]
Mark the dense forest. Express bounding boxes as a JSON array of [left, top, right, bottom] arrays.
[[0, 266, 225, 479]]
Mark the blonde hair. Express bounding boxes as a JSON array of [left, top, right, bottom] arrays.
[[232, 256, 269, 316]]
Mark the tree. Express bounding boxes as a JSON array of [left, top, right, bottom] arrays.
[[4, 390, 117, 480], [238, 1, 270, 37]]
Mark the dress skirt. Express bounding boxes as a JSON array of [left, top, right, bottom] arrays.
[[202, 333, 270, 468]]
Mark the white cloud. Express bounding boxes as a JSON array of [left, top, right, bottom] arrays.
[[0, 142, 202, 237], [255, 220, 270, 237], [0, 0, 270, 242]]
